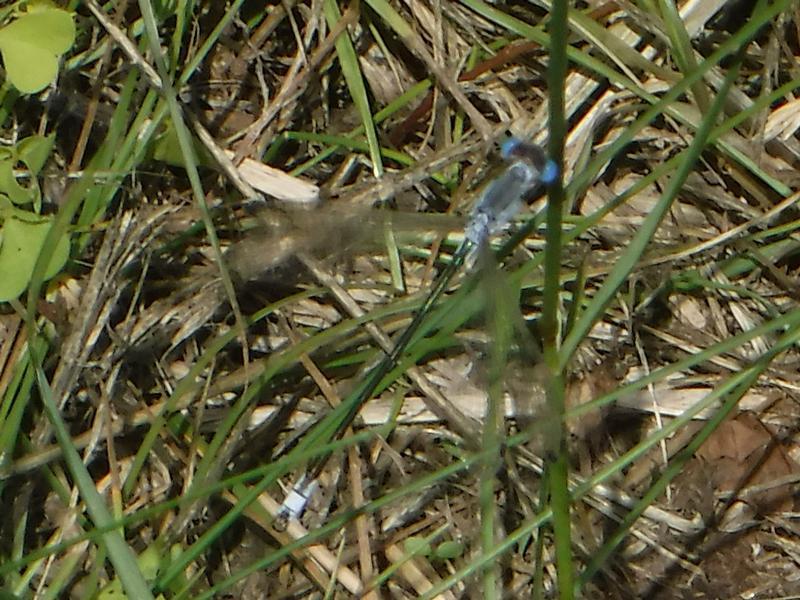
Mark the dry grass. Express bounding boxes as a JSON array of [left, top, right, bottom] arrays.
[[1, 0, 800, 598]]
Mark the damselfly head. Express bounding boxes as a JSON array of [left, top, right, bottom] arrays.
[[500, 137, 559, 186]]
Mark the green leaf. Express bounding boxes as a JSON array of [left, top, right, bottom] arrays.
[[0, 156, 37, 205], [152, 122, 213, 168], [0, 5, 75, 93], [0, 206, 69, 302], [433, 540, 464, 560], [18, 133, 55, 175], [0, 134, 52, 206], [97, 543, 166, 599], [403, 536, 432, 557]]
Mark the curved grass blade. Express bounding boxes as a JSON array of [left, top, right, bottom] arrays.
[[558, 51, 743, 369], [22, 334, 154, 599], [323, 0, 383, 178]]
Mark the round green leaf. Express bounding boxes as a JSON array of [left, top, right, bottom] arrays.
[[403, 536, 432, 557], [433, 540, 464, 560], [0, 6, 75, 54], [0, 35, 59, 93], [0, 212, 69, 302], [0, 7, 75, 93]]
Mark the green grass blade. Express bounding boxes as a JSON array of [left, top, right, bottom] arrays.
[[543, 1, 574, 596], [323, 0, 383, 177], [576, 318, 800, 589], [559, 53, 742, 369], [28, 346, 154, 599], [658, 0, 711, 110], [134, 0, 251, 499]]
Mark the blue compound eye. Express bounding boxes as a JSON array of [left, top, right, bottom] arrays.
[[500, 136, 524, 160], [541, 160, 559, 185]]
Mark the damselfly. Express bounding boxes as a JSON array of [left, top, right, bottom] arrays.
[[278, 136, 558, 523]]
